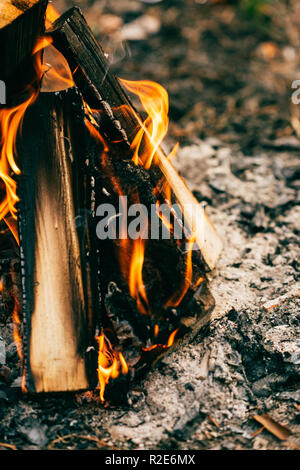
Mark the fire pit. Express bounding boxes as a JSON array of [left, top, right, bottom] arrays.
[[1, 0, 299, 452]]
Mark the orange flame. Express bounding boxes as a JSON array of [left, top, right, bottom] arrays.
[[83, 77, 191, 402], [166, 235, 195, 308], [129, 238, 150, 315], [155, 200, 174, 234], [3, 215, 19, 245], [142, 328, 179, 352], [195, 276, 205, 288], [166, 328, 179, 348], [119, 79, 194, 309], [0, 93, 36, 223], [42, 6, 75, 91], [95, 334, 128, 402], [120, 79, 178, 170], [33, 36, 53, 55], [0, 31, 48, 396], [0, 11, 73, 231], [86, 113, 151, 317], [12, 297, 22, 360], [45, 4, 60, 29], [42, 42, 75, 92], [0, 35, 45, 228]]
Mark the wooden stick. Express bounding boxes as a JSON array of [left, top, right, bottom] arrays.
[[50, 7, 222, 271], [17, 87, 97, 392]]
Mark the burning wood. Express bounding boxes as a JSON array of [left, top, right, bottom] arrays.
[[0, 3, 222, 400], [50, 7, 223, 271], [0, 0, 48, 101], [17, 87, 98, 392]]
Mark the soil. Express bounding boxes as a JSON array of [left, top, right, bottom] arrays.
[[0, 0, 299, 450]]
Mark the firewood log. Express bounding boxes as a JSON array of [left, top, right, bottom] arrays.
[[50, 7, 222, 272], [17, 87, 98, 392], [0, 0, 48, 102]]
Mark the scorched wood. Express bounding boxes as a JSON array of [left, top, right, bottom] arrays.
[[0, 0, 48, 102], [17, 87, 98, 393], [50, 7, 222, 272]]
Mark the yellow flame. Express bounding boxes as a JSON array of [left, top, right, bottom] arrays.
[[129, 238, 149, 315], [120, 79, 170, 169], [45, 4, 60, 29], [96, 334, 128, 402], [166, 235, 195, 308], [142, 327, 179, 352]]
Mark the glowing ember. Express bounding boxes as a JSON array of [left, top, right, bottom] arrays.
[[12, 296, 22, 360], [166, 328, 179, 348]]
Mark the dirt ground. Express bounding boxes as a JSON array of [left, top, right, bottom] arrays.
[[0, 0, 299, 450]]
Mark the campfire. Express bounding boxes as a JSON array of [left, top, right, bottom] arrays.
[[0, 1, 222, 403]]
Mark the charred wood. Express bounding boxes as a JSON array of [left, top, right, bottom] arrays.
[[16, 87, 98, 392], [0, 0, 48, 102], [50, 7, 222, 272]]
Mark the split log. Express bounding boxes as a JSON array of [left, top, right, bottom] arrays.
[[0, 0, 48, 102], [50, 7, 222, 272], [17, 87, 98, 393]]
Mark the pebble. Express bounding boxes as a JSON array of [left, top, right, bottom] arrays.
[[119, 15, 161, 41]]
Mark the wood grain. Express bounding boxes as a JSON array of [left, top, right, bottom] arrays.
[[17, 88, 97, 392]]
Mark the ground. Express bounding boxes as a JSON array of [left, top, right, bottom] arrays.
[[0, 0, 299, 450]]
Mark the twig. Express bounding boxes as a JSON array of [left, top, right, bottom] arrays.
[[0, 442, 17, 450], [253, 414, 292, 441], [250, 426, 264, 438], [208, 415, 219, 428], [48, 433, 114, 450]]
